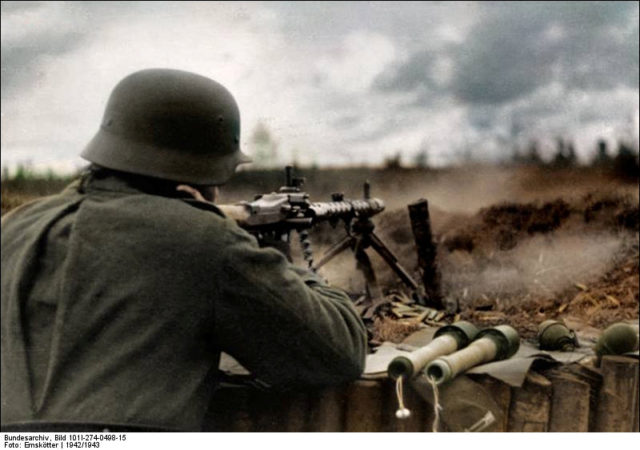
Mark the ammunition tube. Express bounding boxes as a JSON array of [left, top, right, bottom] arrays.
[[387, 321, 479, 379], [388, 335, 458, 380], [426, 325, 520, 385], [426, 337, 498, 385]]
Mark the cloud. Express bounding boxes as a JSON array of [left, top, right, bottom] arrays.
[[315, 31, 397, 94], [0, 1, 46, 15], [376, 1, 638, 106], [369, 1, 638, 164], [1, 3, 89, 100], [451, 1, 638, 105], [1, 2, 290, 168], [269, 1, 476, 48], [1, 1, 638, 172]]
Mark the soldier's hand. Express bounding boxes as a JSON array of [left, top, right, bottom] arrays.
[[177, 185, 208, 202], [177, 185, 219, 203]]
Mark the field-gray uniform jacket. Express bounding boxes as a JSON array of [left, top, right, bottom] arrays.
[[1, 174, 367, 431]]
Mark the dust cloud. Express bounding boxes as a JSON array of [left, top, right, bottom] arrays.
[[302, 166, 638, 317], [441, 232, 628, 308]]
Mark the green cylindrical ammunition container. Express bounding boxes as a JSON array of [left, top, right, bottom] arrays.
[[425, 324, 520, 385], [387, 321, 479, 380]]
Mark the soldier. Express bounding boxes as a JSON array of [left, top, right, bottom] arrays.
[[1, 69, 367, 432]]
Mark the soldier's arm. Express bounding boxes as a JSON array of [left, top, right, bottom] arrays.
[[212, 224, 367, 388]]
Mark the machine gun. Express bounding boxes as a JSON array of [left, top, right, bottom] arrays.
[[218, 166, 420, 308]]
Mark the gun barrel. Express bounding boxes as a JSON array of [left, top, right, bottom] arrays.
[[309, 198, 385, 219], [218, 196, 384, 230]]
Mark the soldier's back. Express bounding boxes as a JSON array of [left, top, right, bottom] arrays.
[[1, 175, 235, 430]]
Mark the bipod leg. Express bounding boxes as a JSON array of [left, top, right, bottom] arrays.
[[367, 232, 419, 291], [355, 247, 382, 301], [353, 239, 384, 319], [312, 235, 355, 271]]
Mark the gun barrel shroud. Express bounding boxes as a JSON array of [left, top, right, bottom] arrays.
[[218, 197, 385, 229]]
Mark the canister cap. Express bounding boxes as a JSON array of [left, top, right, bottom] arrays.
[[434, 320, 480, 348], [477, 325, 520, 360]]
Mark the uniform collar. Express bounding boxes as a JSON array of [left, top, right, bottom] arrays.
[[80, 172, 193, 200]]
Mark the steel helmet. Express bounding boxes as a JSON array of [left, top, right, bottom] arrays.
[[81, 68, 251, 185]]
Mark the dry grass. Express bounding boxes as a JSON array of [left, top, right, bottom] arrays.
[[371, 316, 423, 344], [1, 189, 37, 216]]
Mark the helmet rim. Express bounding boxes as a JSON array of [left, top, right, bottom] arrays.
[[81, 68, 252, 185], [81, 126, 251, 185]]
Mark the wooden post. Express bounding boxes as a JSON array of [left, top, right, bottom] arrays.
[[634, 360, 640, 433], [548, 372, 591, 432], [507, 372, 552, 431], [411, 374, 504, 432], [408, 199, 442, 308], [472, 376, 511, 431], [207, 386, 255, 432], [344, 380, 385, 431], [249, 391, 282, 431], [558, 363, 603, 431], [307, 386, 347, 432], [285, 392, 311, 432], [595, 355, 639, 432]]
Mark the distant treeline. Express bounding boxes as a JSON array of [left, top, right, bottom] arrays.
[[509, 138, 639, 180], [1, 165, 75, 197], [2, 138, 638, 195]]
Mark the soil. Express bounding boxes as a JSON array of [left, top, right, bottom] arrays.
[[340, 178, 639, 343], [442, 195, 637, 336], [3, 166, 638, 343]]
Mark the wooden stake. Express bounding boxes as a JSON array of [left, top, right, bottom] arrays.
[[284, 392, 311, 432], [408, 199, 443, 308], [558, 363, 602, 431], [548, 372, 591, 432], [507, 372, 552, 431], [307, 386, 347, 432], [595, 355, 639, 432], [344, 380, 384, 431], [207, 386, 254, 432], [472, 376, 511, 431]]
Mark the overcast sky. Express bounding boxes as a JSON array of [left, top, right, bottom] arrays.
[[1, 1, 638, 172]]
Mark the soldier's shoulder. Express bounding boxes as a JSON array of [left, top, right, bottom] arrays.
[[149, 196, 253, 242], [1, 188, 81, 227], [177, 198, 227, 218]]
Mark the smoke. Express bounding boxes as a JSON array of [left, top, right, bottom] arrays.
[[311, 228, 632, 309], [255, 165, 638, 306], [442, 232, 627, 307]]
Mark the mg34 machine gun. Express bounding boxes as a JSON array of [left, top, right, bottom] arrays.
[[218, 166, 421, 311]]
